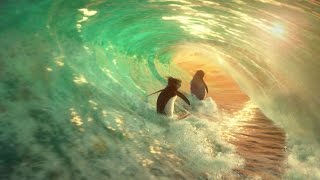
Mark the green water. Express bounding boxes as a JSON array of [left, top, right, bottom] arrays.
[[1, 0, 320, 179]]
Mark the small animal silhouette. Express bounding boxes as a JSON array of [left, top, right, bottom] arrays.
[[190, 70, 208, 100], [154, 77, 190, 117]]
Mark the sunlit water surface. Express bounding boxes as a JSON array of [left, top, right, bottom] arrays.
[[1, 0, 320, 179]]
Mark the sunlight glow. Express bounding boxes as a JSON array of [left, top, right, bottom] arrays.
[[149, 145, 162, 154], [73, 74, 88, 84], [162, 15, 221, 39], [55, 56, 65, 66], [70, 108, 84, 127], [77, 16, 88, 23], [141, 158, 154, 167], [78, 8, 97, 16], [102, 68, 120, 83], [88, 117, 93, 122], [202, 1, 219, 5], [89, 100, 98, 110], [89, 100, 98, 106], [77, 8, 98, 32], [221, 101, 257, 141], [271, 23, 285, 38], [56, 60, 64, 66], [102, 110, 107, 117]]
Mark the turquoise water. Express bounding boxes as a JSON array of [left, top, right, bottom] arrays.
[[1, 0, 320, 179]]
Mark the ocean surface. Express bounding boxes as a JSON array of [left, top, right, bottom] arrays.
[[1, 0, 320, 179]]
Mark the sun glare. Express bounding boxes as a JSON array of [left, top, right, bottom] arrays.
[[271, 23, 285, 38]]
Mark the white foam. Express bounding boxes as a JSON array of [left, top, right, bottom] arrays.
[[190, 96, 219, 119], [164, 115, 244, 176], [284, 138, 320, 179]]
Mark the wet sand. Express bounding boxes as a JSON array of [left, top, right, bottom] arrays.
[[174, 57, 287, 179]]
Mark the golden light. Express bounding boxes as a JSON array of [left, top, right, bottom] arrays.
[[77, 8, 98, 32], [73, 74, 88, 84], [54, 56, 65, 67], [70, 108, 84, 127], [78, 8, 97, 17]]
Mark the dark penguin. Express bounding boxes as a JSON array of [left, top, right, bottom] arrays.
[[190, 70, 208, 100], [156, 77, 190, 117]]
